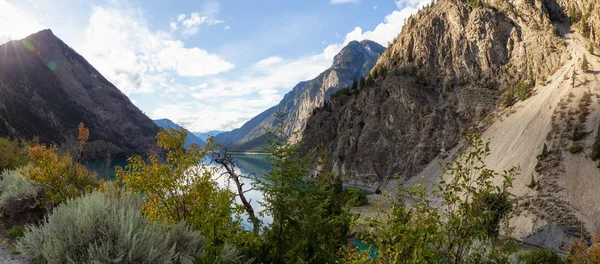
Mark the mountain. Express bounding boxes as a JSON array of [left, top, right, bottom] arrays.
[[0, 29, 159, 159], [193, 130, 224, 142], [154, 119, 205, 148], [214, 40, 384, 150], [302, 0, 600, 248]]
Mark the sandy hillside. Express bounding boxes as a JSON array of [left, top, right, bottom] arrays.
[[401, 24, 600, 250]]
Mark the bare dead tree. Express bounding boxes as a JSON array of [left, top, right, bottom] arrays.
[[212, 148, 260, 235]]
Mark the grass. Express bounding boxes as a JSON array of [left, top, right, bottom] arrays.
[[7, 225, 24, 240]]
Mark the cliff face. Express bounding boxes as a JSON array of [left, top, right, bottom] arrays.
[[215, 40, 384, 150], [0, 30, 159, 158], [301, 0, 569, 188]]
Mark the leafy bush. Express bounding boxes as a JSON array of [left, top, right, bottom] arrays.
[[345, 188, 368, 207], [17, 186, 208, 264], [0, 169, 44, 224], [116, 129, 250, 257], [22, 144, 98, 208], [0, 137, 29, 173], [520, 248, 567, 264], [568, 235, 600, 263], [343, 132, 519, 263]]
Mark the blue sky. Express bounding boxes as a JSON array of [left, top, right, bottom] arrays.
[[0, 0, 429, 132]]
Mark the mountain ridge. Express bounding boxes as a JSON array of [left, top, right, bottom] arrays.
[[215, 39, 384, 150], [154, 118, 206, 148], [0, 29, 160, 159]]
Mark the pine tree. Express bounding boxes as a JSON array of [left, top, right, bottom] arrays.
[[582, 55, 590, 73], [351, 79, 358, 90], [359, 76, 366, 88]]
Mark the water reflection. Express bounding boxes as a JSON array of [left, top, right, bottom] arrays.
[[212, 154, 272, 229]]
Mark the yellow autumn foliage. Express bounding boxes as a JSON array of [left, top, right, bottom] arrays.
[[22, 144, 98, 207]]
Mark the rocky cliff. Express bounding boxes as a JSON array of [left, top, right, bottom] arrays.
[[215, 40, 384, 150], [302, 0, 600, 249], [301, 0, 568, 187], [0, 30, 159, 159]]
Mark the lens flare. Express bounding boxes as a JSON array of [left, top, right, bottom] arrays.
[[48, 61, 57, 71], [21, 39, 36, 52]]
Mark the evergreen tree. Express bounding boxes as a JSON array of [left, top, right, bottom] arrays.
[[256, 112, 352, 263], [359, 76, 366, 88], [582, 55, 590, 73], [351, 79, 358, 90]]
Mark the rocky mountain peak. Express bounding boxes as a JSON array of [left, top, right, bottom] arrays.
[[214, 40, 384, 149], [331, 40, 384, 72]]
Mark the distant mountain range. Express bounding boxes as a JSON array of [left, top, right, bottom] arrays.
[[193, 130, 224, 142], [0, 29, 159, 159], [154, 119, 205, 148], [214, 40, 384, 151]]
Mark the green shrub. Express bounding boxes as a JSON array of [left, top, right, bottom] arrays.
[[527, 174, 536, 189], [8, 225, 24, 239], [375, 187, 382, 195], [17, 186, 211, 264], [519, 248, 567, 264], [0, 169, 44, 224], [0, 169, 40, 207], [569, 144, 583, 154], [0, 138, 29, 173], [517, 81, 534, 101], [504, 89, 516, 107], [591, 124, 600, 161], [345, 188, 368, 207]]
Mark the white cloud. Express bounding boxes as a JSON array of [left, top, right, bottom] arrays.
[[173, 11, 224, 37], [78, 7, 233, 95], [0, 0, 45, 44], [321, 0, 428, 60], [373, 5, 378, 9], [151, 102, 253, 132], [224, 25, 230, 30], [330, 0, 359, 4], [169, 22, 177, 31], [176, 0, 431, 131]]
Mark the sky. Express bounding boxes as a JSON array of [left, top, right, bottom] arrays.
[[0, 0, 429, 132]]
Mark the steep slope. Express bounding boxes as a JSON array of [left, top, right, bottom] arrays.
[[214, 106, 277, 148], [0, 30, 159, 159], [303, 0, 600, 249], [154, 119, 206, 148], [302, 0, 568, 188], [215, 40, 384, 150]]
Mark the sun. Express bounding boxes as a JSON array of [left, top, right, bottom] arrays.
[[0, 0, 45, 44]]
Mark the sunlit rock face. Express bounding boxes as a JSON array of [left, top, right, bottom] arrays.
[[301, 0, 567, 188], [214, 40, 384, 150]]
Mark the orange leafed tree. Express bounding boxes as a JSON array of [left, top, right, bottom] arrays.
[[78, 122, 89, 153], [568, 235, 600, 263]]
